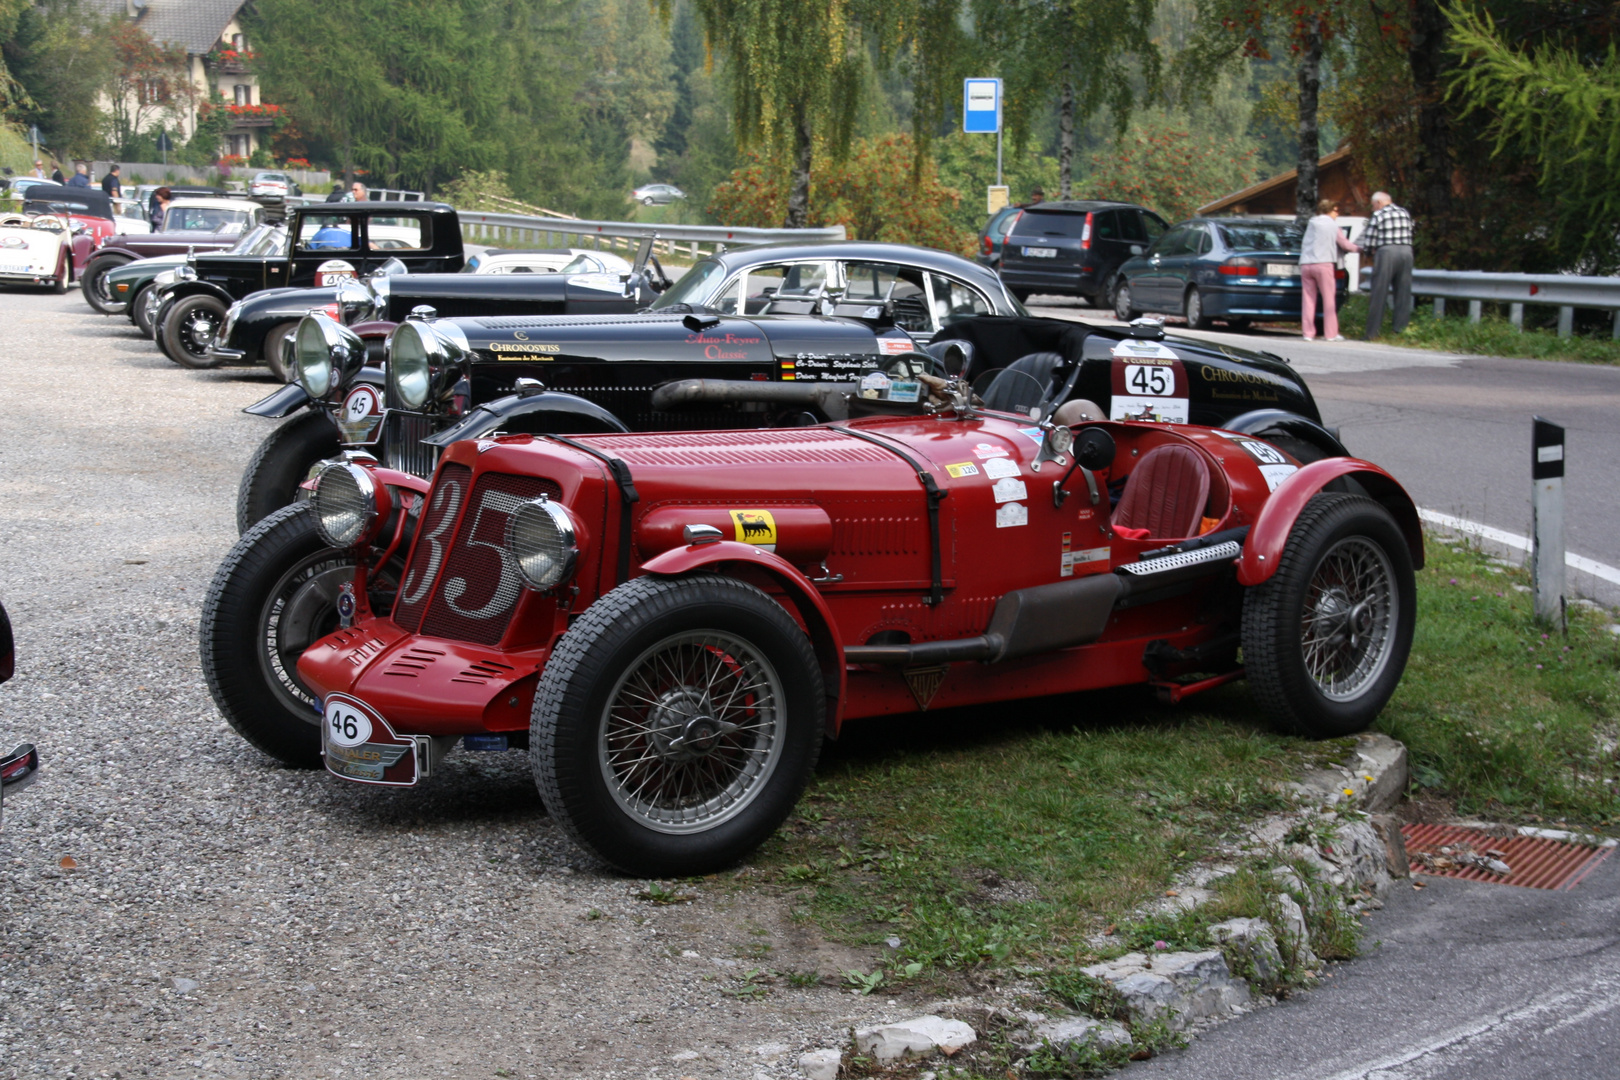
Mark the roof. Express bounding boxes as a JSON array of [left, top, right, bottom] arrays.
[[1197, 146, 1355, 216], [81, 0, 244, 56], [1018, 200, 1139, 214], [707, 240, 1007, 294]]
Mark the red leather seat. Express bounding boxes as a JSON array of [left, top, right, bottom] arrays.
[[1113, 444, 1211, 540]]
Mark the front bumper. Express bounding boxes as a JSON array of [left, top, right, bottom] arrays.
[[207, 344, 248, 363]]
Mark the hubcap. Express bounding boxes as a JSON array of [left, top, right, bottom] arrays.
[[184, 311, 218, 353], [599, 630, 784, 834], [1301, 537, 1396, 700]]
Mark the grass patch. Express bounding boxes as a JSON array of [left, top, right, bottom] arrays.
[[1337, 295, 1620, 364]]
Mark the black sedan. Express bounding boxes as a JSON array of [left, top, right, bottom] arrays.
[[1111, 217, 1345, 330]]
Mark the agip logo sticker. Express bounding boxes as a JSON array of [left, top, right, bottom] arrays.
[[729, 509, 777, 551]]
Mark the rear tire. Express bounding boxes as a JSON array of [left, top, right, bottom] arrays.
[[162, 294, 228, 368], [48, 254, 68, 294], [82, 254, 131, 313], [261, 320, 300, 381], [1185, 286, 1214, 330], [236, 409, 342, 534], [1113, 280, 1139, 321], [532, 574, 824, 876], [1242, 493, 1414, 738]]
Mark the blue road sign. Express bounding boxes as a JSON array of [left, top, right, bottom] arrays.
[[963, 79, 1002, 134]]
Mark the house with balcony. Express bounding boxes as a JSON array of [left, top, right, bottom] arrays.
[[87, 0, 274, 160]]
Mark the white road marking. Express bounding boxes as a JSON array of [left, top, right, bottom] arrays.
[[1417, 508, 1620, 588], [1318, 973, 1620, 1080]]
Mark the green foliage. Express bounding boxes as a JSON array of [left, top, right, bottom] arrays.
[[179, 93, 232, 168], [437, 170, 519, 212], [1336, 296, 1620, 365], [1043, 970, 1126, 1019], [2, 0, 115, 158], [932, 132, 1058, 236], [1085, 109, 1259, 222]]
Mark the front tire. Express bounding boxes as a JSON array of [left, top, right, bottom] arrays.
[[261, 320, 300, 381], [132, 285, 160, 335], [1242, 493, 1415, 738], [1114, 280, 1139, 321], [162, 294, 228, 368], [532, 575, 824, 876], [82, 254, 131, 312], [1185, 286, 1213, 330], [236, 409, 343, 534], [48, 253, 68, 294]]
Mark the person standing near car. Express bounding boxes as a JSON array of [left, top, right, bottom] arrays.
[[1300, 198, 1359, 342], [100, 164, 122, 198], [1361, 191, 1415, 339], [324, 182, 345, 203], [1021, 186, 1045, 209], [148, 186, 173, 231], [31, 160, 45, 179], [350, 181, 367, 202], [65, 163, 91, 188]]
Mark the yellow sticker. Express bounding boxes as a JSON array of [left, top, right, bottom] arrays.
[[945, 462, 980, 478], [729, 509, 777, 548]]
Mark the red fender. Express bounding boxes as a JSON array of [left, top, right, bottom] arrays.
[[641, 540, 849, 736], [1237, 458, 1424, 586], [370, 466, 430, 495]]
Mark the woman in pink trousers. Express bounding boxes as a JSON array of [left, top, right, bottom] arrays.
[[1300, 198, 1360, 341]]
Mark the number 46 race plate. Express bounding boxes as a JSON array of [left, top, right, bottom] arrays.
[[1109, 340, 1189, 424], [322, 693, 419, 786]]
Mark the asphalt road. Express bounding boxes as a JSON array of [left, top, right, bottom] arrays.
[[1031, 299, 1620, 606]]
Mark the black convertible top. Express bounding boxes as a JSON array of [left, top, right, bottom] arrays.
[[23, 183, 114, 221]]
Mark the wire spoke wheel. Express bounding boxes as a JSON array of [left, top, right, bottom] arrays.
[[600, 630, 784, 834], [1300, 537, 1396, 700]]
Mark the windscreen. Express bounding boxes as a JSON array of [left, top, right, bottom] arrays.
[[649, 258, 725, 309], [1218, 222, 1302, 253], [1015, 210, 1088, 238], [165, 206, 251, 232]]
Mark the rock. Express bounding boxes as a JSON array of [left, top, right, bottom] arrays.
[[854, 1016, 977, 1063], [1323, 818, 1393, 894], [1081, 951, 1247, 1031], [171, 977, 199, 995], [1081, 952, 1148, 981], [1027, 1016, 1132, 1054], [752, 1042, 789, 1059], [1272, 893, 1319, 971], [1352, 734, 1408, 812], [1369, 813, 1411, 879], [798, 1048, 841, 1080], [1207, 917, 1284, 985]]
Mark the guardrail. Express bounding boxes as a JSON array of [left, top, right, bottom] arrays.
[[456, 212, 846, 261], [1360, 267, 1620, 338]]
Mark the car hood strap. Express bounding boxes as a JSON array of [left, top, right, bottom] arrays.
[[542, 434, 639, 585], [830, 425, 948, 605]]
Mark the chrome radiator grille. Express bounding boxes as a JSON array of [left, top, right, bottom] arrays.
[[384, 412, 442, 480]]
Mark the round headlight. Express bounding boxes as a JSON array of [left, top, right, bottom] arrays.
[[333, 278, 371, 324], [387, 321, 434, 409], [311, 461, 387, 547], [506, 496, 577, 591], [292, 313, 366, 398]]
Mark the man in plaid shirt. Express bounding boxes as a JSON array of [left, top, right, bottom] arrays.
[[1361, 192, 1415, 338]]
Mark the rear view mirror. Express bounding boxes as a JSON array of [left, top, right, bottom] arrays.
[[1129, 244, 1144, 255], [1074, 427, 1116, 471]]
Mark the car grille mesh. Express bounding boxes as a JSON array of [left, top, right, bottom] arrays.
[[401, 470, 563, 646], [384, 412, 441, 479], [393, 463, 471, 633]]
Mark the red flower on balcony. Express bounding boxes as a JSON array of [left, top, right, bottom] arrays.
[[223, 102, 283, 117]]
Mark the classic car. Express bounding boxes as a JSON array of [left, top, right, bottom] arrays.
[[148, 201, 464, 367], [210, 307, 1349, 775], [249, 171, 303, 201], [202, 362, 1420, 875], [0, 600, 42, 826], [20, 184, 116, 274], [101, 223, 288, 329], [0, 211, 74, 292], [81, 196, 268, 313]]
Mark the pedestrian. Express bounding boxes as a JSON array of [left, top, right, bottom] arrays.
[[1299, 197, 1359, 342], [49, 164, 64, 183], [1022, 186, 1044, 208], [350, 181, 367, 202], [324, 182, 345, 203], [65, 162, 91, 188], [149, 185, 173, 231], [100, 164, 122, 198], [1361, 190, 1415, 339], [31, 160, 45, 179]]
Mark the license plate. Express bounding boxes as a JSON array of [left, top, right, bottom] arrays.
[[1265, 263, 1298, 276], [322, 693, 419, 786], [0, 263, 32, 275], [1023, 247, 1057, 258]]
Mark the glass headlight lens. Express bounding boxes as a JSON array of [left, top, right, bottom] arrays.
[[293, 317, 334, 396], [311, 462, 379, 547], [506, 496, 577, 590], [388, 322, 433, 409]]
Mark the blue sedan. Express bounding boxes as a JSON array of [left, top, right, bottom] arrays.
[[1111, 217, 1345, 330]]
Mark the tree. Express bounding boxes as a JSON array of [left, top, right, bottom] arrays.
[[102, 21, 193, 158], [2, 0, 115, 157], [1086, 109, 1258, 221]]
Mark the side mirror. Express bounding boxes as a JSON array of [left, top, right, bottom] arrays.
[[1129, 244, 1144, 255], [1075, 427, 1116, 471]]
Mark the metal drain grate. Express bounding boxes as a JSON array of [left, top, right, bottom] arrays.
[[1402, 823, 1615, 890]]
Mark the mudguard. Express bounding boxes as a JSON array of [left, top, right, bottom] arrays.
[[163, 279, 235, 306], [640, 540, 848, 735], [243, 366, 385, 417], [1221, 408, 1349, 460], [1236, 459, 1424, 586], [419, 391, 630, 447]]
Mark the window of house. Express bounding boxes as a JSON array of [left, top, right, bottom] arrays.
[[234, 84, 249, 105]]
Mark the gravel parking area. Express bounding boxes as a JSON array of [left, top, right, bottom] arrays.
[[0, 290, 901, 1079]]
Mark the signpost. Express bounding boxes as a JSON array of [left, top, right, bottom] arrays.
[[1531, 416, 1565, 630], [28, 125, 40, 167], [156, 131, 173, 167], [963, 77, 1004, 197]]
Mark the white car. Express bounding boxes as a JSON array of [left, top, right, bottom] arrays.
[[160, 197, 264, 234], [248, 171, 303, 200], [111, 197, 151, 235], [0, 212, 73, 292], [466, 248, 633, 275]]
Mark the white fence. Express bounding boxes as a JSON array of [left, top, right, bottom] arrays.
[[1361, 267, 1620, 338]]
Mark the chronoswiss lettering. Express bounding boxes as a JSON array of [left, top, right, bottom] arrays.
[[489, 342, 561, 355]]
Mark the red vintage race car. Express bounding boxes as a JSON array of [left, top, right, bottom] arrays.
[[206, 371, 1421, 876]]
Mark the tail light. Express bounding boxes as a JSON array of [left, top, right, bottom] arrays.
[[983, 234, 993, 255], [1081, 212, 1093, 250], [1218, 258, 1260, 276], [1334, 268, 1347, 281]]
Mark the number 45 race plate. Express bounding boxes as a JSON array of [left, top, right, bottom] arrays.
[[322, 693, 419, 786], [1109, 340, 1189, 424]]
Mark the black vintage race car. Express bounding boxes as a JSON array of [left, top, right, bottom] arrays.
[[150, 201, 464, 368]]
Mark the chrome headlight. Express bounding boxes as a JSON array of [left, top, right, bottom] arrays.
[[333, 278, 372, 324], [292, 313, 366, 398], [506, 496, 578, 591], [311, 461, 389, 547], [153, 269, 179, 288], [385, 320, 466, 410], [175, 265, 197, 282]]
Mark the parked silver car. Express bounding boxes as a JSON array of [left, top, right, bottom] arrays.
[[631, 182, 685, 206]]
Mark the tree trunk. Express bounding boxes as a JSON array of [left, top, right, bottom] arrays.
[[1058, 70, 1074, 200], [1407, 0, 1453, 252], [1294, 22, 1323, 228], [783, 106, 813, 229]]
